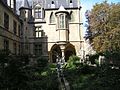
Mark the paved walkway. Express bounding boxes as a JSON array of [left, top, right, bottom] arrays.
[[58, 76, 70, 90]]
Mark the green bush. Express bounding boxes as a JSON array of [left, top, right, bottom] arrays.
[[63, 55, 120, 90], [0, 50, 59, 90], [66, 55, 80, 69], [65, 64, 120, 90]]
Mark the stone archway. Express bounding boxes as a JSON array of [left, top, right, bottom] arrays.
[[50, 44, 62, 63], [64, 43, 76, 62]]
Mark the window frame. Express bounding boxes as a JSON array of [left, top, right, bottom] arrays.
[[35, 27, 43, 38], [4, 39, 9, 50], [13, 42, 17, 54], [58, 14, 65, 29], [34, 5, 42, 19], [18, 25, 21, 37], [34, 44, 42, 56], [13, 20, 17, 35], [4, 12, 9, 30]]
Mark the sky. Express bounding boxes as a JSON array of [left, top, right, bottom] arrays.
[[80, 0, 120, 35]]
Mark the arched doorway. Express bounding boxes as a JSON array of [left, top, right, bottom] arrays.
[[64, 43, 76, 61], [51, 44, 62, 63]]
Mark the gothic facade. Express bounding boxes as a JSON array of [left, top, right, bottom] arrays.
[[0, 0, 84, 62]]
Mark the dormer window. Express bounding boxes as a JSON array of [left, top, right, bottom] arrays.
[[70, 0, 73, 7], [35, 7, 42, 19], [52, 1, 54, 4], [70, 0, 72, 3], [51, 1, 55, 8], [34, 4, 44, 19]]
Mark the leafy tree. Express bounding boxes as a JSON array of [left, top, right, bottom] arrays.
[[85, 1, 120, 54]]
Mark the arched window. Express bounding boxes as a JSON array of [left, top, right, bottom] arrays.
[[34, 7, 42, 19], [34, 4, 42, 19], [58, 14, 64, 28], [70, 12, 74, 22], [50, 12, 55, 23]]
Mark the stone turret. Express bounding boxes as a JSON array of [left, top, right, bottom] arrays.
[[19, 0, 31, 20], [55, 5, 70, 43], [19, 0, 31, 54]]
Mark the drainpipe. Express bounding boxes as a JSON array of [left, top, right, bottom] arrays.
[[78, 5, 82, 54], [78, 2, 84, 60]]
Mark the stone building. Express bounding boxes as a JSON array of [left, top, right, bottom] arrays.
[[0, 0, 21, 54], [0, 0, 84, 62]]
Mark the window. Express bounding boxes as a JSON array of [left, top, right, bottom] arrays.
[[70, 0, 72, 3], [52, 1, 54, 4], [7, 0, 14, 8], [69, 0, 73, 7], [59, 14, 64, 28], [70, 12, 74, 22], [50, 13, 55, 23], [13, 42, 17, 54], [4, 12, 9, 29], [34, 7, 42, 19], [13, 20, 17, 35], [35, 27, 43, 38], [19, 44, 21, 54], [65, 15, 69, 28], [51, 1, 55, 8], [18, 25, 21, 36], [25, 44, 28, 50], [4, 39, 9, 50], [34, 44, 42, 55]]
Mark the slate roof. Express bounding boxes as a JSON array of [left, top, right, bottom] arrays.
[[33, 0, 79, 9], [47, 0, 79, 9], [20, 0, 30, 9], [16, 0, 79, 14]]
